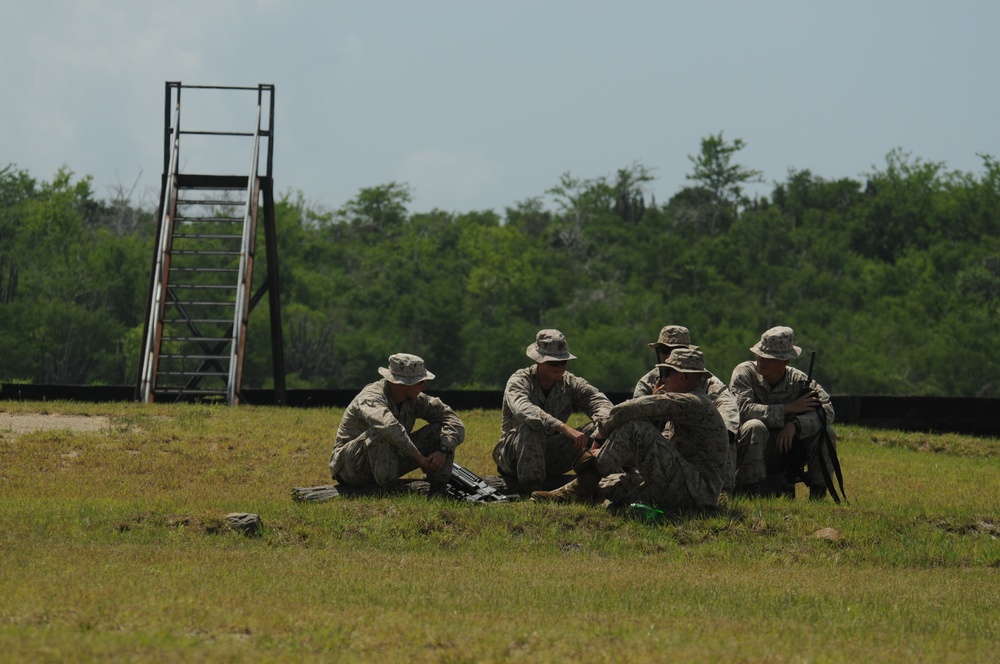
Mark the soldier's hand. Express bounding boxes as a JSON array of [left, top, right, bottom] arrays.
[[786, 389, 820, 415], [776, 422, 796, 453], [413, 452, 432, 473], [559, 423, 588, 450], [426, 450, 446, 473]]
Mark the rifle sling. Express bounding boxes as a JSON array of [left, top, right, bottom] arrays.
[[817, 410, 848, 505]]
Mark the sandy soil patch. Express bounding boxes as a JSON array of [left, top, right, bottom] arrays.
[[0, 412, 110, 436]]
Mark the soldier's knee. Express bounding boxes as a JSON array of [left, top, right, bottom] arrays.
[[371, 462, 402, 487], [739, 419, 768, 445]]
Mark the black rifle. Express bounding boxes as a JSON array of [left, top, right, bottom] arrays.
[[790, 351, 847, 504], [446, 463, 518, 503]]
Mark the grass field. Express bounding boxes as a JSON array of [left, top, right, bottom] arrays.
[[1, 401, 998, 662]]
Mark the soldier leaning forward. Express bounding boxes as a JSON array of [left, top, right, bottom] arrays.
[[633, 324, 741, 496], [533, 347, 730, 512], [329, 353, 465, 491]]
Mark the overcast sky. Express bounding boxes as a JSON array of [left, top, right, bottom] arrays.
[[3, 1, 997, 215]]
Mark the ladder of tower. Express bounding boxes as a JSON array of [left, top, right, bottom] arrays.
[[137, 83, 281, 405]]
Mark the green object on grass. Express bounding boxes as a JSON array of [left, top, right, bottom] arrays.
[[628, 502, 665, 523]]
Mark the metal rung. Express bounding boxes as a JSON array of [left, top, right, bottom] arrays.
[[176, 217, 243, 223], [177, 198, 245, 206], [169, 301, 236, 307], [161, 336, 232, 342], [179, 130, 255, 137], [159, 354, 230, 360], [170, 250, 242, 256], [162, 319, 233, 325], [169, 267, 239, 273], [169, 284, 238, 290], [154, 389, 228, 396], [173, 233, 242, 240], [158, 371, 230, 377]]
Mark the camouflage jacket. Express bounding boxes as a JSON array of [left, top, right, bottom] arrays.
[[499, 365, 613, 440], [598, 388, 730, 498], [729, 360, 835, 439], [334, 379, 465, 458], [633, 368, 740, 436]]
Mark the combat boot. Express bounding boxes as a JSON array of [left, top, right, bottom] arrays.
[[531, 455, 601, 504], [809, 485, 827, 501], [732, 482, 760, 498], [531, 478, 590, 503], [427, 481, 450, 499]]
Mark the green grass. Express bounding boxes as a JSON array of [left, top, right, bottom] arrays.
[[1, 402, 998, 662]]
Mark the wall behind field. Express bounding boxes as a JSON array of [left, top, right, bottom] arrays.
[[2, 384, 997, 438]]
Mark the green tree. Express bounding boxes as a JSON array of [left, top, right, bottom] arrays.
[[683, 132, 763, 234]]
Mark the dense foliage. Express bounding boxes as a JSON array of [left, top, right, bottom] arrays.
[[2, 137, 998, 396]]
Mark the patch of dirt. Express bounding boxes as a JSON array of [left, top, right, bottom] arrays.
[[0, 412, 110, 437], [925, 515, 999, 537]]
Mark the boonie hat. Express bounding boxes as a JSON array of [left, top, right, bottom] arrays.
[[378, 353, 435, 385], [647, 325, 692, 349], [750, 326, 802, 361], [656, 347, 708, 374], [526, 329, 577, 363]]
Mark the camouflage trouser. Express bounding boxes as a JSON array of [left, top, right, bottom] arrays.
[[735, 420, 768, 489], [493, 421, 597, 488], [740, 419, 838, 489], [721, 431, 738, 495], [593, 420, 716, 509], [329, 422, 453, 487]]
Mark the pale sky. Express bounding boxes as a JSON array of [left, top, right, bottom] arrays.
[[2, 1, 997, 215]]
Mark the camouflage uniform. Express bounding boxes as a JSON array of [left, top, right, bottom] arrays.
[[634, 325, 741, 494], [634, 369, 740, 493], [329, 370, 465, 487], [594, 389, 730, 509], [493, 365, 612, 487], [730, 361, 837, 491]]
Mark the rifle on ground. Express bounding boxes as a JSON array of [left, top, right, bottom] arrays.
[[446, 463, 518, 503], [292, 463, 517, 503]]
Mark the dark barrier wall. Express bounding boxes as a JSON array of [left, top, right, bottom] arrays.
[[2, 384, 998, 437]]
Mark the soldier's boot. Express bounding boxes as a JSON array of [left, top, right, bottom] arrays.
[[531, 455, 601, 504], [761, 474, 796, 499], [808, 485, 827, 501], [427, 481, 450, 498], [733, 482, 760, 498]]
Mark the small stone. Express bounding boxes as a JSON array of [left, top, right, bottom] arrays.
[[225, 512, 263, 537], [813, 526, 839, 541]]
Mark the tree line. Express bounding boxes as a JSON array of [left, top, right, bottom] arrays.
[[1, 134, 998, 397]]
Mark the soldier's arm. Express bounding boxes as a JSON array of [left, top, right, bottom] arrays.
[[359, 398, 422, 457], [598, 393, 696, 437], [504, 374, 563, 434], [706, 376, 740, 436], [633, 369, 657, 399], [730, 362, 784, 427], [415, 394, 466, 451]]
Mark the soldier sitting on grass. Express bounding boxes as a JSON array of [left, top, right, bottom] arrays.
[[533, 347, 729, 513], [633, 324, 740, 497], [328, 353, 465, 493], [492, 329, 613, 494], [729, 326, 838, 499]]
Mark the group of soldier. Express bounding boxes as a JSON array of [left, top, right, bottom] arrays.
[[327, 324, 839, 513]]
